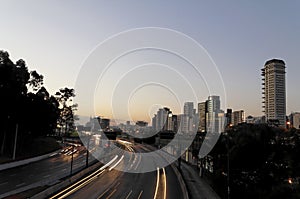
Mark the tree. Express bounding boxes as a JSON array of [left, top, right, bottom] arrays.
[[55, 87, 77, 136], [28, 70, 44, 92], [0, 50, 61, 158]]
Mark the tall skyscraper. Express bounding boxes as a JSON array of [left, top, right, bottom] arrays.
[[184, 102, 194, 116], [182, 102, 197, 133], [198, 102, 207, 132], [261, 59, 286, 126], [206, 96, 222, 133]]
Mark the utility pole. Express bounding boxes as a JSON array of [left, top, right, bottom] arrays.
[[70, 145, 74, 176], [12, 123, 18, 160], [226, 132, 230, 199], [86, 136, 90, 168]]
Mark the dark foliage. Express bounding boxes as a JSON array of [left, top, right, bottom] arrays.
[[0, 50, 75, 158], [206, 124, 300, 199]]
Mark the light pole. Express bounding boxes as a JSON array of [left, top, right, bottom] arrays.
[[70, 145, 74, 177], [12, 123, 18, 160], [225, 131, 230, 199], [86, 123, 95, 168]]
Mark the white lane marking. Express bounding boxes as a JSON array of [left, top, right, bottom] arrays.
[[138, 190, 143, 199], [50, 155, 118, 199], [134, 154, 142, 170], [125, 190, 132, 199], [16, 182, 25, 187], [162, 168, 167, 199], [96, 186, 110, 199], [99, 155, 119, 170], [109, 155, 124, 171], [57, 170, 105, 199], [129, 153, 138, 170], [153, 167, 160, 199], [106, 188, 117, 199], [43, 174, 51, 178]]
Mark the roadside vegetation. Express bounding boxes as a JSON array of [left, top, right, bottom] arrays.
[[0, 50, 77, 162]]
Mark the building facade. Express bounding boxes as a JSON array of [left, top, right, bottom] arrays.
[[290, 112, 300, 129], [232, 110, 245, 126], [206, 96, 222, 133], [198, 102, 207, 132], [261, 59, 286, 126]]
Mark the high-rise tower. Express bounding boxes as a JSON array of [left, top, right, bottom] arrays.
[[261, 59, 286, 126], [206, 96, 221, 133]]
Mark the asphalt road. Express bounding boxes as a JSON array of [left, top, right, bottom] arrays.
[[61, 144, 184, 199], [0, 142, 184, 199], [0, 146, 95, 196]]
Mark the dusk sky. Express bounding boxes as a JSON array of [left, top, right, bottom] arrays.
[[1, 1, 299, 123]]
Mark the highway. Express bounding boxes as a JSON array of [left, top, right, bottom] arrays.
[[50, 143, 184, 199], [0, 145, 95, 197]]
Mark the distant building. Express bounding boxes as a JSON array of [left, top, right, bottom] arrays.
[[226, 109, 233, 126], [198, 102, 207, 132], [85, 117, 101, 131], [152, 107, 175, 132], [100, 118, 110, 130], [167, 114, 178, 131], [218, 111, 226, 133], [290, 112, 300, 129], [152, 115, 156, 130], [184, 102, 194, 116], [262, 59, 286, 127], [245, 115, 255, 124], [156, 108, 167, 131], [136, 121, 148, 127], [206, 96, 223, 133], [182, 102, 196, 133], [232, 110, 245, 126]]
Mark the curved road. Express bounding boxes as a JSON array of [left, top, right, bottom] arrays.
[[58, 144, 184, 199]]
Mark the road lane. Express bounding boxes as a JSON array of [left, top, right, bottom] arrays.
[[63, 143, 184, 199], [0, 147, 95, 196]]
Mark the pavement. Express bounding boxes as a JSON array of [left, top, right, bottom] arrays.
[[180, 161, 221, 199]]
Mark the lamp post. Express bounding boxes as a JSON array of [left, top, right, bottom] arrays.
[[225, 131, 230, 199], [12, 123, 18, 160], [70, 145, 74, 177], [86, 123, 95, 168]]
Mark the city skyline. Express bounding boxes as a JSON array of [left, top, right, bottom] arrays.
[[1, 1, 300, 122]]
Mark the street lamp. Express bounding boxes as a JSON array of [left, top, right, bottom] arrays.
[[224, 131, 230, 199], [70, 145, 74, 176]]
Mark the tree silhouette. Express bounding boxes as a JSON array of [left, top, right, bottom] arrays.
[[0, 50, 74, 158], [55, 87, 77, 136], [207, 124, 300, 199]]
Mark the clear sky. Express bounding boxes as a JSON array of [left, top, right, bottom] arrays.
[[1, 1, 299, 123]]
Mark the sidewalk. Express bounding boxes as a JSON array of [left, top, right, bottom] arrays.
[[180, 161, 221, 199]]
